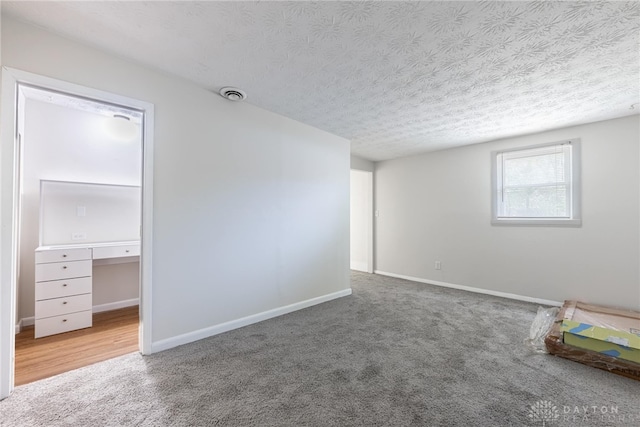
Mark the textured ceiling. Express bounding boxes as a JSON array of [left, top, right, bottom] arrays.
[[4, 1, 639, 161]]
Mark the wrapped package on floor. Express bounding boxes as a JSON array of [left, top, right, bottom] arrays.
[[545, 300, 640, 381]]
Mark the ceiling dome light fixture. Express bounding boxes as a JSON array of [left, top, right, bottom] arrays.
[[219, 87, 247, 102], [105, 114, 138, 141]]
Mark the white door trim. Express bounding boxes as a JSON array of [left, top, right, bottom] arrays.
[[364, 170, 374, 273], [0, 67, 155, 399], [350, 169, 374, 274]]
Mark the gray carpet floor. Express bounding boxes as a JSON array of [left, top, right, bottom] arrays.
[[1, 272, 638, 426]]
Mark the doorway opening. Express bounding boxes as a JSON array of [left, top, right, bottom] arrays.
[[0, 68, 154, 398], [350, 169, 373, 273]]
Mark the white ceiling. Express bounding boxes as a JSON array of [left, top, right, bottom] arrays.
[[4, 1, 639, 161], [20, 86, 144, 123]]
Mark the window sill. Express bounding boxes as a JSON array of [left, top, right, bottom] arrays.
[[491, 218, 582, 227]]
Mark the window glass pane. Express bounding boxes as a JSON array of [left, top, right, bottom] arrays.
[[504, 152, 565, 186], [502, 184, 568, 217]]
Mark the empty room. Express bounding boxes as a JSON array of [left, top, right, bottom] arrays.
[[1, 2, 639, 426]]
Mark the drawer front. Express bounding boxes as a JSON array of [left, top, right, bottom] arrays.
[[35, 260, 92, 282], [35, 310, 92, 338], [35, 293, 92, 319], [35, 248, 92, 264], [35, 277, 92, 301], [92, 244, 140, 260]]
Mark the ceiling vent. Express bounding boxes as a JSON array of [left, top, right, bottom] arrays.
[[219, 87, 247, 102]]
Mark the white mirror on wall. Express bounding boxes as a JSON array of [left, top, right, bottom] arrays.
[[39, 180, 141, 246]]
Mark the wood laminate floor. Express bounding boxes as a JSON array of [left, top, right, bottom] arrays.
[[15, 306, 139, 386]]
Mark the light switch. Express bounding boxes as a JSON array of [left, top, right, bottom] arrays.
[[76, 206, 86, 217]]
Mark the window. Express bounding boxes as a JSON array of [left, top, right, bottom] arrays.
[[492, 139, 581, 226]]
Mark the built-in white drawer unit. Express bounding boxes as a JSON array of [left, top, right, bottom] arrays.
[[35, 277, 92, 300], [35, 246, 93, 338], [35, 293, 92, 319], [35, 247, 92, 264], [35, 310, 92, 338], [33, 241, 140, 338], [35, 259, 92, 282], [92, 243, 140, 260]]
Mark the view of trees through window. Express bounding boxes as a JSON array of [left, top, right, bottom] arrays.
[[502, 151, 568, 218]]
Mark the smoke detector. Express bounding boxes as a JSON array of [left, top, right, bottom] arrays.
[[219, 87, 247, 102]]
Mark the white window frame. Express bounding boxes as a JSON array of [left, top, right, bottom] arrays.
[[491, 139, 581, 226]]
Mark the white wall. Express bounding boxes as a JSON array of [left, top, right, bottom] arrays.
[[375, 115, 640, 311], [351, 155, 374, 172], [39, 181, 141, 246], [350, 170, 372, 272], [2, 18, 350, 344], [18, 100, 141, 320]]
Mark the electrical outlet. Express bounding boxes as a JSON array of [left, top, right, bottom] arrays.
[[71, 232, 87, 240], [435, 261, 441, 270]]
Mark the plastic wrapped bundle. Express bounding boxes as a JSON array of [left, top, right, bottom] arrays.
[[525, 306, 559, 353], [545, 301, 640, 381]]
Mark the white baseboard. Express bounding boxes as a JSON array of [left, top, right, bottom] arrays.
[[19, 317, 34, 329], [151, 288, 353, 354], [15, 298, 140, 334], [374, 270, 562, 307], [93, 298, 139, 313]]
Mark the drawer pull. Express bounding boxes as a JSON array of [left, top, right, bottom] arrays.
[[62, 319, 67, 322], [62, 254, 67, 258], [63, 301, 68, 305], [62, 283, 68, 287], [125, 250, 130, 253], [62, 266, 68, 269]]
